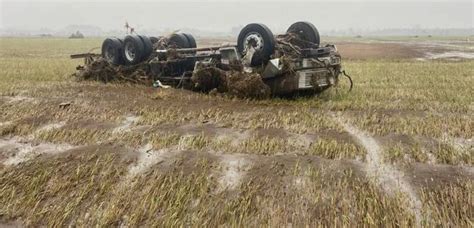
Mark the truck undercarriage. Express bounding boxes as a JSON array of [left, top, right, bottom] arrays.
[[72, 22, 351, 98]]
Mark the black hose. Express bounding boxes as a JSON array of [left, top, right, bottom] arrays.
[[342, 70, 353, 92]]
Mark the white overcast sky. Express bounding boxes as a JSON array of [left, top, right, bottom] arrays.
[[1, 0, 473, 31]]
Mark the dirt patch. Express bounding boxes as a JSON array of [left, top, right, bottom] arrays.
[[3, 95, 37, 104], [335, 42, 424, 60], [126, 143, 178, 178], [112, 115, 140, 134], [252, 127, 291, 139], [217, 154, 253, 192], [214, 127, 251, 146], [0, 220, 24, 228], [334, 40, 474, 61], [404, 162, 474, 189], [68, 119, 117, 131], [0, 121, 12, 127], [158, 122, 251, 146], [441, 134, 473, 153], [34, 121, 66, 134], [0, 136, 76, 166]]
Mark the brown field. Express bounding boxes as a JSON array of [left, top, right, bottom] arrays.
[[0, 37, 473, 226]]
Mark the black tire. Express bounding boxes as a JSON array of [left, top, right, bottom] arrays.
[[138, 35, 153, 61], [101, 37, 124, 65], [150, 36, 160, 44], [169, 33, 190, 48], [182, 33, 197, 48], [122, 35, 145, 65], [237, 23, 275, 66], [287, 21, 320, 46]]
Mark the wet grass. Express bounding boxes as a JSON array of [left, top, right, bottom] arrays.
[[0, 147, 126, 226], [0, 152, 422, 226]]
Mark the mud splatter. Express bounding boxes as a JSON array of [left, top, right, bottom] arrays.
[[217, 154, 252, 192], [35, 121, 66, 134], [441, 134, 473, 153], [4, 95, 36, 104], [1, 137, 75, 166], [112, 115, 140, 134], [0, 121, 12, 127], [214, 128, 251, 146], [126, 143, 177, 178], [288, 132, 314, 148]]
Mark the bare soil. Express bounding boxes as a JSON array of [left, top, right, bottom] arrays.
[[196, 37, 473, 60], [335, 42, 425, 60], [1, 85, 470, 183]]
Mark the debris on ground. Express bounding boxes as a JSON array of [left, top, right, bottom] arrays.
[[72, 22, 345, 99], [191, 67, 227, 92], [59, 102, 72, 109], [226, 71, 271, 99], [72, 58, 152, 85], [190, 67, 270, 99], [153, 80, 171, 89]]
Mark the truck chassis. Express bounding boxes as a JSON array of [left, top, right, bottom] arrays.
[[72, 22, 351, 97]]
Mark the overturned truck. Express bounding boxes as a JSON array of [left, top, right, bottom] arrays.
[[72, 22, 351, 98]]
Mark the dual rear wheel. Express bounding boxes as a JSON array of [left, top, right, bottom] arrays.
[[102, 33, 197, 65]]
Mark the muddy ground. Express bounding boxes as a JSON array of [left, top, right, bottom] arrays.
[[200, 37, 474, 60], [1, 84, 472, 226], [0, 37, 473, 226]]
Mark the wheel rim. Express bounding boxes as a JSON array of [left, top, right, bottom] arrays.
[[124, 42, 136, 61], [243, 32, 264, 53]]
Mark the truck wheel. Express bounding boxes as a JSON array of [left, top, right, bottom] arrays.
[[169, 33, 190, 48], [123, 35, 145, 65], [237, 23, 275, 66], [138, 35, 153, 61], [150, 36, 161, 44], [182, 33, 197, 48], [101, 37, 124, 65], [287, 22, 320, 46]]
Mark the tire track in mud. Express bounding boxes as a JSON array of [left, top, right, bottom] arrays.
[[332, 113, 425, 225]]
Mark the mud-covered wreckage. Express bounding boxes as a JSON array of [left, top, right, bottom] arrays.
[[72, 22, 352, 98]]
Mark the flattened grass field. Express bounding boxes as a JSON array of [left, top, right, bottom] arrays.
[[0, 37, 473, 226]]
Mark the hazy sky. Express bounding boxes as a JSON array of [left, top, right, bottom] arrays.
[[1, 0, 473, 32]]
